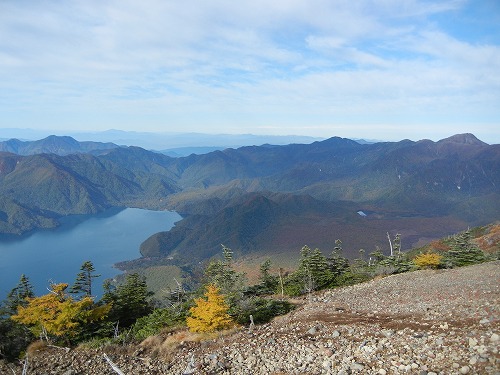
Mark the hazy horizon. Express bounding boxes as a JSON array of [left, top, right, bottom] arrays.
[[1, 127, 496, 149], [1, 0, 499, 143]]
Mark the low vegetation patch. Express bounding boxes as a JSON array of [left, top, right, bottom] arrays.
[[0, 225, 496, 362], [413, 252, 443, 269]]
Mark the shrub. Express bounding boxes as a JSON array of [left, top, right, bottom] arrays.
[[26, 340, 47, 355], [232, 297, 294, 325], [414, 253, 442, 269], [130, 307, 185, 341], [282, 273, 305, 296], [77, 337, 113, 349], [335, 270, 372, 286]]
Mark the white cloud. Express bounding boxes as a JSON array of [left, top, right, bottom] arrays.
[[0, 0, 498, 142]]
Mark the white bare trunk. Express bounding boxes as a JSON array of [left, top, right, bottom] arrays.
[[103, 353, 125, 375], [387, 232, 393, 256]]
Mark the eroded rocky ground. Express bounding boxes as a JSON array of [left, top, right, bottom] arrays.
[[1, 261, 499, 374]]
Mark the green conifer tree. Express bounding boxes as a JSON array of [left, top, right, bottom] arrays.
[[0, 275, 36, 360], [297, 246, 334, 294], [4, 274, 34, 315], [103, 273, 152, 328], [369, 246, 386, 264], [203, 245, 245, 306], [70, 261, 100, 298], [328, 240, 350, 278], [258, 258, 278, 293], [445, 229, 485, 267]]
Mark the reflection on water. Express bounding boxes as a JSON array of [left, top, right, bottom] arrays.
[[0, 208, 181, 298]]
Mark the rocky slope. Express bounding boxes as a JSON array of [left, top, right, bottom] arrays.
[[2, 261, 499, 374]]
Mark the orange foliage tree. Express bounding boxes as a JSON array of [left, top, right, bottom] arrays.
[[186, 284, 234, 333], [11, 283, 111, 340], [413, 253, 442, 269]]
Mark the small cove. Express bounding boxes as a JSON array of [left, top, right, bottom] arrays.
[[0, 208, 181, 298]]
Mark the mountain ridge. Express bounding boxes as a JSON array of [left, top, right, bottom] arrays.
[[0, 135, 120, 156], [0, 134, 498, 262]]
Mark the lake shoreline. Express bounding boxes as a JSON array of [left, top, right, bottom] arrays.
[[0, 208, 181, 298]]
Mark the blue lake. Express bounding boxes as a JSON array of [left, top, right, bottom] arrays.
[[0, 208, 181, 299]]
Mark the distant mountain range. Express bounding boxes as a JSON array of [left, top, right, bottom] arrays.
[[0, 129, 325, 151], [0, 133, 498, 262], [0, 135, 120, 156]]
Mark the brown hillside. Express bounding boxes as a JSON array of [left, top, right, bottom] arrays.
[[4, 261, 498, 374]]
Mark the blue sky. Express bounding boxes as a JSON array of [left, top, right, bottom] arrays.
[[1, 0, 499, 143]]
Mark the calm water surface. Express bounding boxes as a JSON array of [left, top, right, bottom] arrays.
[[0, 208, 181, 298]]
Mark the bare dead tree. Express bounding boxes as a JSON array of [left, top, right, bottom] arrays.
[[113, 321, 120, 339], [103, 353, 125, 375], [278, 268, 285, 299], [248, 314, 255, 333], [387, 232, 393, 256], [21, 355, 28, 375], [40, 326, 49, 343], [7, 363, 17, 375]]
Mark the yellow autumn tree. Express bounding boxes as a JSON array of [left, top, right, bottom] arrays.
[[11, 283, 111, 339], [413, 252, 443, 269], [186, 284, 234, 333]]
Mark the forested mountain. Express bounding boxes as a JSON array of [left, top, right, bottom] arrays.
[[0, 150, 179, 235], [0, 134, 498, 260], [0, 135, 119, 156]]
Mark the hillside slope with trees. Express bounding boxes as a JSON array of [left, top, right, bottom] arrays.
[[0, 133, 498, 260], [1, 257, 498, 374]]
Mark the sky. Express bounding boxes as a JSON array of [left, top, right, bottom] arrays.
[[1, 0, 499, 143]]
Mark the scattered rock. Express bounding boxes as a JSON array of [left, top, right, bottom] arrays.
[[307, 326, 317, 335], [460, 365, 470, 374], [2, 261, 498, 375], [350, 362, 365, 371]]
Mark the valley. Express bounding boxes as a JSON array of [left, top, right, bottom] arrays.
[[0, 133, 498, 372], [1, 133, 498, 269]]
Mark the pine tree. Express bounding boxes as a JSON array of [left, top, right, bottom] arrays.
[[186, 284, 234, 333], [328, 241, 350, 278], [70, 261, 100, 298], [258, 258, 278, 293], [4, 274, 34, 315], [1, 275, 36, 360], [309, 248, 333, 289], [333, 239, 343, 254], [445, 229, 485, 267], [297, 246, 334, 294], [354, 248, 368, 268], [104, 273, 152, 328], [203, 245, 245, 306], [393, 234, 402, 254], [259, 259, 272, 284], [369, 246, 386, 264]]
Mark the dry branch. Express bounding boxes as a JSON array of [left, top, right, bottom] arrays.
[[103, 353, 125, 375]]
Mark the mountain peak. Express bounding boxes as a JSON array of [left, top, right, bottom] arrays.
[[438, 133, 486, 146]]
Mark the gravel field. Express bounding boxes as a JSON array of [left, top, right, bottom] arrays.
[[1, 261, 498, 375]]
